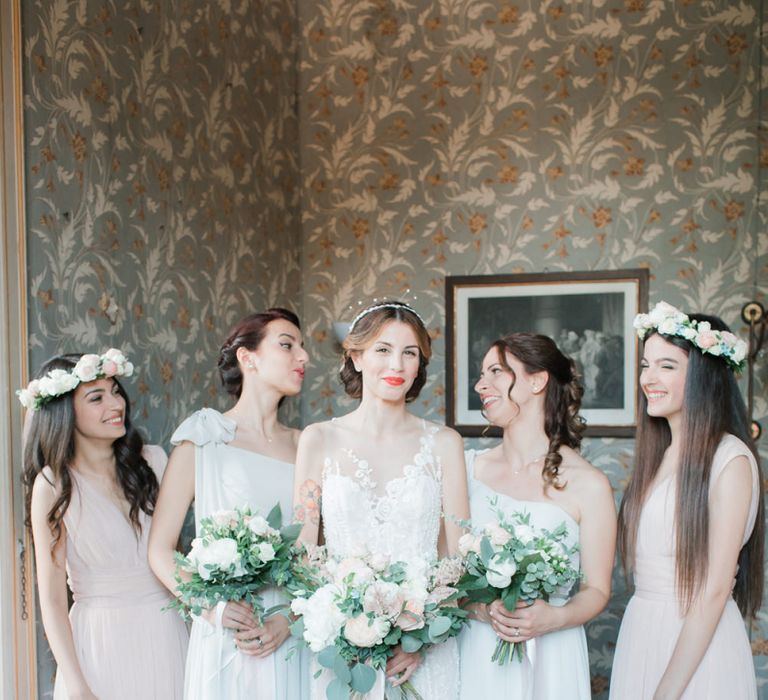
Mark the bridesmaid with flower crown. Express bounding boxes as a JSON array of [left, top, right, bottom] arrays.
[[22, 351, 188, 700], [611, 303, 762, 699]]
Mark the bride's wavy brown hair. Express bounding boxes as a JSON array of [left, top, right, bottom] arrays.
[[22, 354, 159, 552], [488, 333, 586, 491], [618, 314, 764, 618]]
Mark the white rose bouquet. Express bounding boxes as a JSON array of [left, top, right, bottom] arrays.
[[290, 551, 468, 699], [173, 503, 301, 619], [457, 504, 579, 664]]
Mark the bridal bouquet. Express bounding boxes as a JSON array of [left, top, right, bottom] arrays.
[[290, 551, 467, 699], [457, 504, 579, 664], [173, 503, 301, 619]]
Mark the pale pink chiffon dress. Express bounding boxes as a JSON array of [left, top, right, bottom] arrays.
[[610, 434, 760, 699], [48, 445, 189, 699]]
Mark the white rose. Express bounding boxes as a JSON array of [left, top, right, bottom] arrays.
[[486, 554, 517, 589], [248, 515, 270, 536], [458, 532, 481, 557], [658, 318, 678, 336], [123, 361, 134, 376], [697, 321, 711, 333], [514, 524, 536, 544], [334, 557, 374, 585], [211, 509, 239, 528], [292, 585, 346, 652], [194, 538, 240, 579], [681, 326, 697, 341], [257, 542, 276, 563], [369, 553, 389, 572], [74, 354, 101, 382], [363, 581, 403, 619], [732, 340, 747, 363], [485, 523, 512, 547], [17, 388, 35, 409], [344, 614, 390, 647]]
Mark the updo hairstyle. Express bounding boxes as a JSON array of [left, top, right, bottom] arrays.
[[217, 308, 301, 398]]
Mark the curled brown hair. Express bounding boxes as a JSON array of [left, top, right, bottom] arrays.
[[23, 354, 158, 552], [339, 301, 432, 402], [489, 333, 586, 490], [217, 308, 301, 398]]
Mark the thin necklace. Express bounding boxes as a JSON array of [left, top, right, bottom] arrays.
[[512, 453, 548, 476]]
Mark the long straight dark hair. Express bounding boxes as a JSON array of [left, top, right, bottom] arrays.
[[23, 354, 159, 551], [618, 315, 764, 618]]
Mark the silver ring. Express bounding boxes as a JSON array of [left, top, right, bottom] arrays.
[[514, 627, 521, 637], [256, 637, 264, 647]]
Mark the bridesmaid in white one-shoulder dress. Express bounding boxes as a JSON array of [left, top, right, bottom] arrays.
[[293, 301, 470, 700], [459, 333, 616, 700], [149, 309, 309, 699]]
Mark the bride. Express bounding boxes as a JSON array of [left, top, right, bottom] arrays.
[[293, 300, 469, 698]]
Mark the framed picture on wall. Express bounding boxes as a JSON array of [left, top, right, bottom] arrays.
[[445, 269, 649, 438]]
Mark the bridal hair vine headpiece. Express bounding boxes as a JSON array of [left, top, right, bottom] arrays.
[[17, 349, 135, 411], [349, 299, 425, 334], [633, 301, 747, 372]]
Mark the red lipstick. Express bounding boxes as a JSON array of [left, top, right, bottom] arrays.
[[383, 377, 405, 386]]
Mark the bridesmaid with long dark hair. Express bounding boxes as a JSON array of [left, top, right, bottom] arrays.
[[611, 302, 762, 699], [22, 351, 188, 700]]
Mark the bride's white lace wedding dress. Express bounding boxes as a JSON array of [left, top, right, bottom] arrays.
[[312, 419, 458, 700]]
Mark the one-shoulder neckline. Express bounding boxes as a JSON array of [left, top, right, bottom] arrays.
[[471, 474, 579, 528]]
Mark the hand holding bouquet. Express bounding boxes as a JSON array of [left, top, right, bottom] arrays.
[[173, 503, 301, 620], [290, 551, 467, 699], [458, 504, 579, 664]]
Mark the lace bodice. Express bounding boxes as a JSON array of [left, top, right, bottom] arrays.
[[321, 422, 443, 565]]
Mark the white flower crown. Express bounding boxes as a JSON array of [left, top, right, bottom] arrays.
[[633, 301, 747, 372], [17, 349, 135, 411]]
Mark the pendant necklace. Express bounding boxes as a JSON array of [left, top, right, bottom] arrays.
[[512, 453, 548, 476]]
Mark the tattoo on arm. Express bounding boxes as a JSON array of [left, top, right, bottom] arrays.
[[294, 479, 322, 526]]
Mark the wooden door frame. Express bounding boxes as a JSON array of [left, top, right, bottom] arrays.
[[0, 0, 36, 696]]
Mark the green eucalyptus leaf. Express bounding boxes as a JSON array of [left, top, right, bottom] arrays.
[[317, 646, 338, 669], [401, 634, 424, 653], [326, 678, 350, 700], [266, 503, 282, 529], [428, 616, 452, 639], [350, 663, 377, 693]]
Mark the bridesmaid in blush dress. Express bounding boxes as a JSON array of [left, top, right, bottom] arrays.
[[611, 304, 762, 699], [23, 351, 188, 700], [459, 333, 616, 700], [149, 308, 309, 700]]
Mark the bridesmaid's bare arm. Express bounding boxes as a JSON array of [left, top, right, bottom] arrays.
[[147, 441, 196, 594], [30, 474, 96, 699], [292, 423, 326, 546], [434, 427, 470, 557]]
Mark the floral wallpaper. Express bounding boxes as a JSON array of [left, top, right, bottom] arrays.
[[20, 0, 768, 697], [295, 0, 767, 697], [21, 0, 300, 694]]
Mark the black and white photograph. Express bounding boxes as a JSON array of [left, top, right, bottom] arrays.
[[446, 270, 649, 437]]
